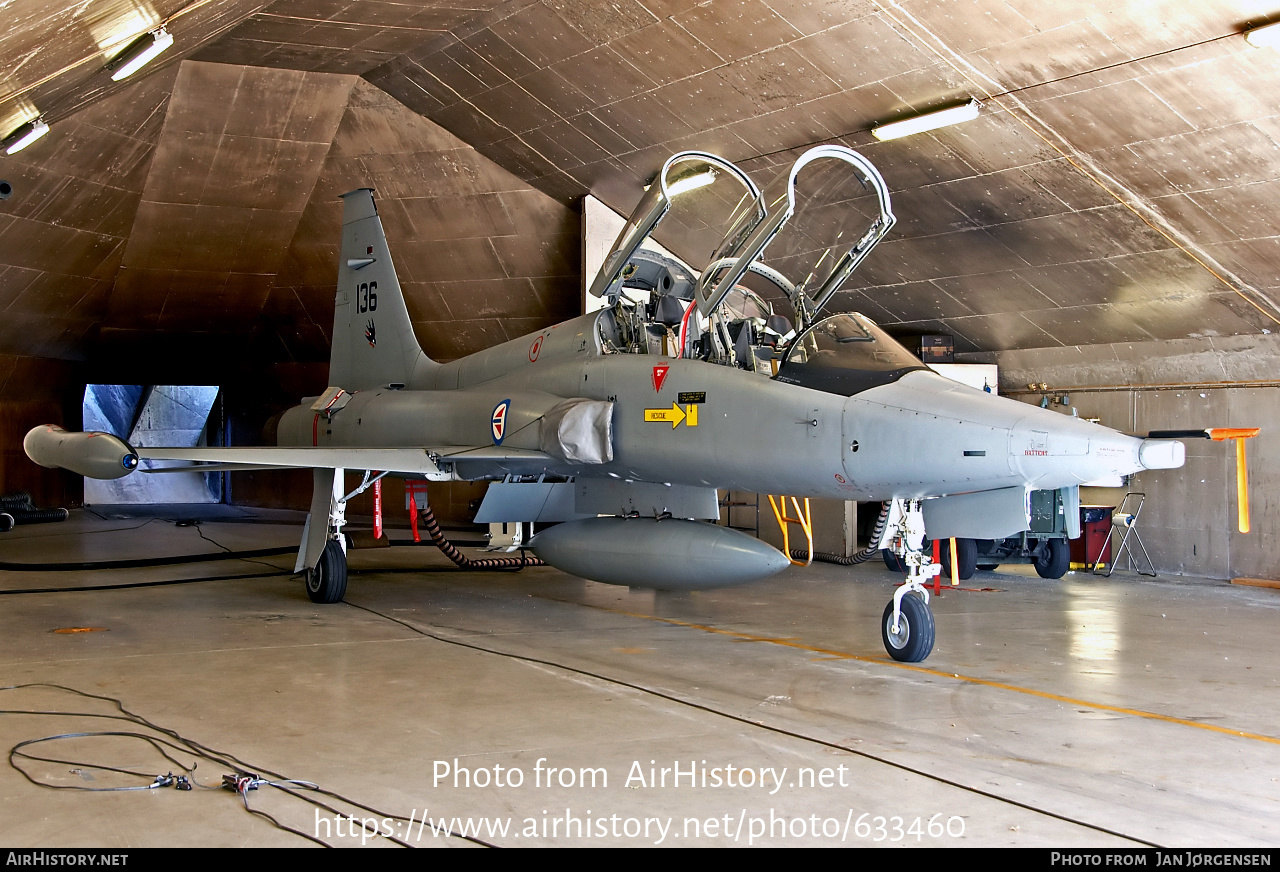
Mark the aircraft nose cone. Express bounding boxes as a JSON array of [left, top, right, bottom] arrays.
[[1139, 438, 1185, 470]]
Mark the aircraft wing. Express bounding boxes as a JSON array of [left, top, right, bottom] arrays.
[[137, 445, 555, 478]]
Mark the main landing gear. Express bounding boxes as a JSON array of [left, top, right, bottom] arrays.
[[878, 498, 938, 662], [297, 467, 386, 604]]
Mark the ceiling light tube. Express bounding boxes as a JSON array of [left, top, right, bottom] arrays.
[[1246, 21, 1280, 48], [872, 99, 981, 141], [109, 28, 174, 81], [4, 118, 50, 155]]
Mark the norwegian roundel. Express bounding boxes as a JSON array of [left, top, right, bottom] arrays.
[[491, 399, 511, 444]]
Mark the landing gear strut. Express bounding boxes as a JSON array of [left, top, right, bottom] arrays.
[[296, 466, 388, 604], [878, 498, 939, 662]]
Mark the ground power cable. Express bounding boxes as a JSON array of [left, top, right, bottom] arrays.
[[789, 502, 890, 566], [415, 502, 544, 570]]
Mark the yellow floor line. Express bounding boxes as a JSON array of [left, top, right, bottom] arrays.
[[599, 605, 1280, 747]]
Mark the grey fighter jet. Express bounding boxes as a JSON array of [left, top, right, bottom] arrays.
[[25, 145, 1191, 663]]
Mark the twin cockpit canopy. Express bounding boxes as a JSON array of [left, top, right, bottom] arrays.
[[589, 145, 916, 393], [589, 145, 895, 334]]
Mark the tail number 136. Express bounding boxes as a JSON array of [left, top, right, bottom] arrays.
[[355, 281, 378, 313]]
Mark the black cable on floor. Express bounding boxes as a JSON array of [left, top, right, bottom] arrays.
[[1, 683, 496, 848], [0, 569, 292, 596], [189, 521, 296, 573], [0, 546, 297, 573]]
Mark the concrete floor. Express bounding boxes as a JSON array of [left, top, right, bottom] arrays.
[[1, 507, 1277, 848]]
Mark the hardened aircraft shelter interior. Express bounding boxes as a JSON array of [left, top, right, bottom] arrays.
[[1, 0, 1279, 849]]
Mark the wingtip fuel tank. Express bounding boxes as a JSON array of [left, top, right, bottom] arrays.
[[24, 425, 139, 480]]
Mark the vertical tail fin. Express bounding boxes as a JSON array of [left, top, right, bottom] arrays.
[[329, 189, 434, 390]]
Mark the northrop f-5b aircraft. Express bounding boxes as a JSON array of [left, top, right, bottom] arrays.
[[26, 146, 1194, 662]]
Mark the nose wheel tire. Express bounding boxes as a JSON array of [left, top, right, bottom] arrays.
[[305, 539, 348, 604], [881, 592, 935, 662]]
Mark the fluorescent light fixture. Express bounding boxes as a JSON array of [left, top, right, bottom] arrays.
[[4, 118, 49, 155], [109, 28, 173, 81], [872, 99, 981, 141], [666, 168, 718, 196], [88, 2, 163, 57], [1246, 21, 1280, 48]]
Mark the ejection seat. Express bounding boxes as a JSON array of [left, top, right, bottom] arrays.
[[645, 291, 686, 356]]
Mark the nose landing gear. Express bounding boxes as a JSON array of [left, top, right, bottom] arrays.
[[882, 588, 934, 663], [879, 498, 939, 662]]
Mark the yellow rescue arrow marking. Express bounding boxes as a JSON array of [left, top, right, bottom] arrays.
[[644, 402, 685, 428], [643, 402, 698, 428]]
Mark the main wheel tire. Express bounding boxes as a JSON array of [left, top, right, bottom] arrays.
[[305, 539, 348, 603], [1034, 538, 1071, 579], [881, 593, 935, 662], [938, 537, 978, 580]]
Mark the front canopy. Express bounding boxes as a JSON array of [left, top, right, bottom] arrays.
[[587, 151, 765, 303]]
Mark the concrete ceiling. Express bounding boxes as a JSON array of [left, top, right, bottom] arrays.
[[4, 0, 1280, 385]]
